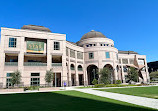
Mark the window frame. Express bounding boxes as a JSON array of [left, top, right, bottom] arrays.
[[54, 41, 60, 50], [9, 38, 17, 48], [105, 52, 110, 58], [89, 52, 94, 59]]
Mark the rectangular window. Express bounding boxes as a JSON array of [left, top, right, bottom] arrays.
[[7, 73, 13, 77], [106, 52, 110, 58], [31, 73, 40, 76], [31, 73, 40, 86], [31, 78, 40, 86], [54, 42, 60, 50], [70, 49, 75, 58], [123, 66, 127, 72], [122, 59, 128, 64], [89, 53, 94, 59], [77, 51, 83, 59], [9, 38, 17, 47], [6, 78, 12, 87]]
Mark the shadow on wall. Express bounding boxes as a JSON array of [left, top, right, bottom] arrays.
[[0, 91, 155, 111]]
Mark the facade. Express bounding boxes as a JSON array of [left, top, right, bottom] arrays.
[[0, 25, 150, 88]]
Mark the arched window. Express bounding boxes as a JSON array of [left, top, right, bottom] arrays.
[[78, 65, 83, 71], [70, 64, 75, 70]]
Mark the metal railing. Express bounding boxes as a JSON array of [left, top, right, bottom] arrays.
[[5, 62, 18, 66], [24, 62, 47, 66], [52, 63, 62, 66]]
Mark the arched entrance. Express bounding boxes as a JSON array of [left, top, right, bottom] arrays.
[[104, 64, 114, 84], [87, 65, 98, 85]]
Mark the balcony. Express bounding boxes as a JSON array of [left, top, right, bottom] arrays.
[[52, 63, 62, 66], [5, 62, 18, 66], [24, 62, 47, 66]]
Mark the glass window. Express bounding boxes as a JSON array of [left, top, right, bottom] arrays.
[[7, 73, 12, 77], [66, 47, 68, 56], [9, 38, 17, 47], [106, 52, 110, 58], [54, 42, 60, 50], [116, 54, 118, 60], [129, 59, 134, 64], [123, 66, 128, 72], [70, 49, 75, 58], [31, 73, 40, 76], [77, 51, 83, 59], [6, 78, 12, 87], [122, 59, 128, 64], [89, 53, 94, 59], [31, 78, 40, 86]]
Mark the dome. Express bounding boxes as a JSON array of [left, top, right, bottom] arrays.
[[21, 25, 51, 32], [81, 30, 106, 40]]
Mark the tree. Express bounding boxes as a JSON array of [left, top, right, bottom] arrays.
[[11, 70, 21, 87], [98, 67, 111, 84], [127, 67, 139, 83], [45, 69, 54, 87], [150, 71, 158, 81]]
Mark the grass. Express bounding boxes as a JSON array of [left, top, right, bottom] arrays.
[[97, 86, 158, 99], [0, 91, 157, 111]]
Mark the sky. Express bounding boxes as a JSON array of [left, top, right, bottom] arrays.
[[0, 0, 158, 62]]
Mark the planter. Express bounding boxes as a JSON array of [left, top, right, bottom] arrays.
[[39, 87, 60, 91], [0, 88, 23, 92]]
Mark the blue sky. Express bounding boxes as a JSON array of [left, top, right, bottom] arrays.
[[0, 0, 158, 62]]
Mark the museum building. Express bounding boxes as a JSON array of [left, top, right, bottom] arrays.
[[0, 25, 150, 87]]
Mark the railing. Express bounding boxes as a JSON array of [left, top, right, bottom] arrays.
[[78, 68, 83, 71], [52, 63, 62, 66], [24, 62, 47, 66], [5, 62, 18, 66]]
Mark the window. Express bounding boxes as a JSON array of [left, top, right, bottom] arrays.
[[129, 59, 134, 64], [77, 52, 83, 59], [89, 53, 94, 59], [66, 47, 68, 56], [7, 73, 12, 77], [31, 73, 40, 86], [9, 38, 17, 47], [6, 78, 12, 87], [31, 73, 40, 76], [70, 49, 75, 58], [54, 42, 60, 50], [106, 52, 110, 58], [31, 78, 40, 86], [122, 59, 128, 64], [123, 66, 127, 72]]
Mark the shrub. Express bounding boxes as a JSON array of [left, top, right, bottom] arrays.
[[94, 84, 105, 88], [116, 80, 122, 84], [92, 79, 98, 85]]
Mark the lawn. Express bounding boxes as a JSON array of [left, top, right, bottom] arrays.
[[0, 91, 157, 111], [97, 86, 158, 99]]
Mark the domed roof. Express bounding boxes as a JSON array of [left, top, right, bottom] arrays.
[[81, 30, 106, 40], [21, 25, 51, 32]]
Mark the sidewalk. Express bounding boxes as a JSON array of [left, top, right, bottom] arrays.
[[74, 88, 158, 110]]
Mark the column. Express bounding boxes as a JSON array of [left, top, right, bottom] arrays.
[[75, 51, 79, 86], [68, 48, 72, 86]]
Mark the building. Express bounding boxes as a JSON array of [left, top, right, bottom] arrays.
[[148, 61, 158, 73], [0, 25, 150, 88]]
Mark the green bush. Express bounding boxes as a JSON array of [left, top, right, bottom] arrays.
[[116, 80, 122, 84], [94, 84, 105, 88], [24, 86, 39, 91], [92, 79, 98, 85]]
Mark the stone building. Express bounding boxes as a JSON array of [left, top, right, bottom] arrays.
[[0, 25, 150, 88]]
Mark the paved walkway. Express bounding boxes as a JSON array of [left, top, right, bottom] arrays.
[[72, 88, 158, 110]]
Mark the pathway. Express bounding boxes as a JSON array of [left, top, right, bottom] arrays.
[[72, 88, 158, 110]]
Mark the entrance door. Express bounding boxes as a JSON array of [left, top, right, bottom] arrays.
[[71, 74, 75, 86], [79, 75, 83, 85]]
